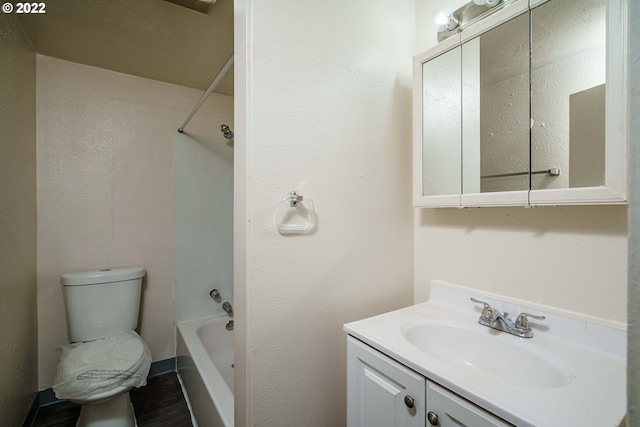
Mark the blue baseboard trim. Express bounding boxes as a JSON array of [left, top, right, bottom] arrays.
[[34, 357, 177, 410], [148, 357, 176, 377]]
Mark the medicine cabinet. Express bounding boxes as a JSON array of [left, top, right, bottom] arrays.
[[412, 0, 628, 207]]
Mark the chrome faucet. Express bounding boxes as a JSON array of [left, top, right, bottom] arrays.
[[470, 298, 545, 338]]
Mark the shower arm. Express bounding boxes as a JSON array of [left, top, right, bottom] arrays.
[[177, 53, 234, 133]]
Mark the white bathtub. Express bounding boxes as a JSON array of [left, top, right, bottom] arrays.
[[177, 315, 234, 427]]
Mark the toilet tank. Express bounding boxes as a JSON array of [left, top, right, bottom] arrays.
[[61, 267, 145, 342]]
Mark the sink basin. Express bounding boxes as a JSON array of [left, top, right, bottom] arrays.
[[402, 322, 574, 389]]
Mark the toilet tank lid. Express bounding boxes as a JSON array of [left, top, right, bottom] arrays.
[[61, 267, 145, 286]]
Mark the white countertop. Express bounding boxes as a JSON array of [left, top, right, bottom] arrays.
[[343, 281, 627, 427]]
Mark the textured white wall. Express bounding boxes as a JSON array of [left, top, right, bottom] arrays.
[[415, 206, 627, 321], [0, 15, 38, 425], [35, 55, 231, 388], [237, 0, 415, 425], [414, 0, 627, 323]]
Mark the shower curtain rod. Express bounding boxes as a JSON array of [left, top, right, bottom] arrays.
[[178, 53, 234, 133]]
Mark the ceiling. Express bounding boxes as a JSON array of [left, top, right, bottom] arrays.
[[18, 0, 234, 95]]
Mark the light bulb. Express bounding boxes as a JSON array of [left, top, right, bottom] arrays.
[[434, 11, 459, 32], [435, 12, 451, 27]]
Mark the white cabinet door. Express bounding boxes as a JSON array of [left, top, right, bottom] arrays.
[[347, 337, 425, 427], [426, 381, 513, 427]]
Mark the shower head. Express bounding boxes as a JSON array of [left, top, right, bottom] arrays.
[[220, 124, 234, 140]]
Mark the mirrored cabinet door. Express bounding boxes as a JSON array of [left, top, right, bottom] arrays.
[[413, 36, 462, 207], [461, 9, 530, 204], [529, 0, 627, 205], [422, 46, 462, 197], [531, 0, 606, 191]]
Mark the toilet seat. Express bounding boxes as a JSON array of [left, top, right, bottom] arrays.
[[53, 331, 151, 402]]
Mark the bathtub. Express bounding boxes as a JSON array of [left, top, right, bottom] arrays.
[[177, 315, 234, 427]]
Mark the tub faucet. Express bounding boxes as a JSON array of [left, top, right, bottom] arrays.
[[209, 288, 221, 301], [222, 301, 233, 315], [470, 298, 545, 338]]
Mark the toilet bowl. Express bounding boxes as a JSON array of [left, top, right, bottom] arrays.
[[74, 393, 136, 427], [53, 267, 151, 427]]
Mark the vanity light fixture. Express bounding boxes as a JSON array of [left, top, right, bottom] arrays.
[[436, 0, 512, 41], [435, 11, 460, 33]]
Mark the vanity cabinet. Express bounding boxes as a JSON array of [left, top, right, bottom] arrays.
[[347, 337, 512, 427], [413, 0, 628, 207]]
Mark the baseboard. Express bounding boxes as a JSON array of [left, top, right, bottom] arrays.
[[25, 357, 177, 425], [148, 357, 176, 378]]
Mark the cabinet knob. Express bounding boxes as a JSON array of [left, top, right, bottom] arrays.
[[427, 411, 439, 425], [404, 395, 415, 409]]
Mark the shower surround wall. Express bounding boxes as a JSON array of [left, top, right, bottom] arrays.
[[175, 120, 234, 322], [0, 15, 38, 425], [36, 55, 232, 389]]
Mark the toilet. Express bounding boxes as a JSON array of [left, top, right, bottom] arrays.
[[53, 267, 151, 427]]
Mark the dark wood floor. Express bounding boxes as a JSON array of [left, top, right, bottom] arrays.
[[32, 372, 192, 427]]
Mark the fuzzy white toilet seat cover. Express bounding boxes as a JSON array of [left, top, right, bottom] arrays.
[[52, 330, 151, 401]]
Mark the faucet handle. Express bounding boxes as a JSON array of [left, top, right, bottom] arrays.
[[515, 312, 546, 329], [470, 298, 497, 321], [222, 300, 233, 315], [470, 297, 491, 309]]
